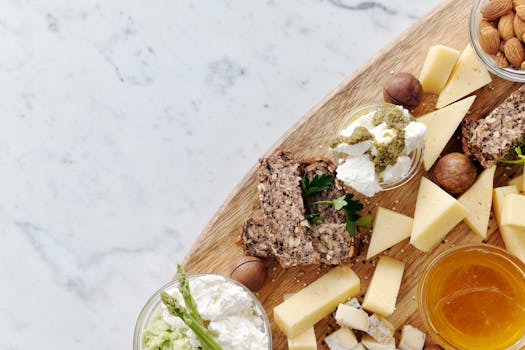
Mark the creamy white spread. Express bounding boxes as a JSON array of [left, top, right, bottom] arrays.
[[161, 274, 269, 350], [333, 106, 426, 197]]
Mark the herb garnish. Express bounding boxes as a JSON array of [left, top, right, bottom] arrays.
[[312, 194, 372, 237], [305, 213, 323, 224], [499, 141, 525, 164], [301, 174, 334, 197]]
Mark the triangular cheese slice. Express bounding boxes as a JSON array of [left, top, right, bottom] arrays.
[[366, 207, 413, 259], [418, 95, 476, 171], [493, 186, 525, 263], [458, 165, 496, 239], [410, 177, 466, 252], [436, 44, 491, 109]]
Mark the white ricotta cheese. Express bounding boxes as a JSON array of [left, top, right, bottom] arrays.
[[336, 156, 382, 197], [404, 121, 426, 154], [162, 274, 269, 350]]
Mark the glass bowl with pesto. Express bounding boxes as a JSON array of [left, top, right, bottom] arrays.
[[134, 273, 272, 350], [330, 103, 426, 197]]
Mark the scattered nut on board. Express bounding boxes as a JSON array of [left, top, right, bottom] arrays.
[[230, 256, 268, 292], [434, 153, 477, 194], [383, 72, 423, 108]]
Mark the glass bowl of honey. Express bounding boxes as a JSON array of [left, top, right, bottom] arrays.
[[418, 244, 525, 350]]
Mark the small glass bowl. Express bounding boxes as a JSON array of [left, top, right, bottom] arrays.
[[418, 244, 525, 350], [133, 273, 272, 350], [469, 0, 525, 82], [334, 103, 424, 192]]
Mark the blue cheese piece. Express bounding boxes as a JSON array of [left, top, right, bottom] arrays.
[[345, 297, 362, 309], [325, 327, 358, 350], [366, 314, 395, 344], [398, 325, 426, 350]]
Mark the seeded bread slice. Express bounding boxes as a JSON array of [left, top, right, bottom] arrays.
[[463, 85, 525, 167], [241, 218, 274, 258], [310, 223, 361, 265]]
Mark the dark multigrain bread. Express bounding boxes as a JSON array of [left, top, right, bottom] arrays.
[[241, 153, 362, 267], [256, 151, 319, 267], [463, 85, 525, 168]]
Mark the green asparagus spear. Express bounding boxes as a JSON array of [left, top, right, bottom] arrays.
[[177, 265, 203, 325], [160, 291, 222, 350]]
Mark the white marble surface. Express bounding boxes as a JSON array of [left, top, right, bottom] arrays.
[[0, 0, 442, 348]]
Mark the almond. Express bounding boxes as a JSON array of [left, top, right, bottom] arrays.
[[514, 13, 525, 40], [499, 12, 516, 40], [480, 0, 512, 20], [480, 24, 501, 54], [504, 37, 525, 67], [516, 4, 525, 20], [496, 52, 511, 67], [514, 0, 525, 7]]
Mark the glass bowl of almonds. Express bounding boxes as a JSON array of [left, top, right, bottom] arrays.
[[470, 0, 525, 81]]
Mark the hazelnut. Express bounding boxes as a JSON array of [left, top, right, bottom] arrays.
[[230, 256, 267, 292], [434, 153, 478, 194], [383, 72, 423, 108]]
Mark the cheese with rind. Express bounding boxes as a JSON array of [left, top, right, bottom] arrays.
[[436, 44, 491, 108], [362, 257, 405, 316], [418, 96, 476, 171], [493, 186, 525, 263], [325, 327, 358, 350], [419, 45, 460, 94], [410, 177, 466, 252], [274, 266, 360, 337], [458, 165, 496, 239], [366, 207, 413, 259]]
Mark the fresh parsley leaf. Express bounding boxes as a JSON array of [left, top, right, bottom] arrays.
[[306, 213, 323, 224], [301, 174, 334, 197]]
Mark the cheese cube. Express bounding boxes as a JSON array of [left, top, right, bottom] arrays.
[[274, 266, 360, 337], [361, 334, 396, 350], [419, 45, 460, 94], [367, 207, 413, 259], [458, 165, 496, 239], [493, 186, 525, 263], [417, 96, 475, 171], [335, 304, 369, 331], [436, 44, 491, 109], [362, 256, 405, 316], [501, 193, 525, 229], [398, 325, 426, 350], [410, 177, 466, 252], [284, 294, 317, 350], [366, 314, 395, 344], [325, 328, 358, 350]]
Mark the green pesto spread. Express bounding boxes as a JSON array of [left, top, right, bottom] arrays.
[[142, 311, 195, 350], [332, 104, 410, 172]]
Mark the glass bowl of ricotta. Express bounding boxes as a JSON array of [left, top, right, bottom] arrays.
[[330, 103, 425, 197], [134, 273, 272, 350]]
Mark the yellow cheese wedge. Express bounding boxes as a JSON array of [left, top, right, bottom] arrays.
[[418, 95, 476, 171], [507, 174, 524, 193], [274, 266, 360, 337], [493, 186, 525, 263], [335, 304, 369, 331], [284, 294, 317, 350], [419, 45, 460, 94], [324, 327, 358, 350], [362, 256, 405, 316], [458, 165, 496, 239], [436, 44, 492, 109], [366, 207, 413, 259], [501, 193, 525, 229], [410, 177, 466, 252]]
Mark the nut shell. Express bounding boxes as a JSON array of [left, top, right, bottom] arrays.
[[383, 72, 423, 108], [434, 153, 477, 194], [230, 256, 267, 292]]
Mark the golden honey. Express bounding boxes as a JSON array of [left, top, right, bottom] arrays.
[[418, 245, 525, 350]]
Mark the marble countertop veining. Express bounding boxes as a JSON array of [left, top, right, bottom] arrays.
[[0, 0, 442, 348]]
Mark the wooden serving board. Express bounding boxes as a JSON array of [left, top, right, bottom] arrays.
[[183, 0, 523, 348]]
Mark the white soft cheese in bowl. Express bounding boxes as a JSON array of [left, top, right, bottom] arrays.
[[330, 103, 425, 197], [134, 273, 272, 350]]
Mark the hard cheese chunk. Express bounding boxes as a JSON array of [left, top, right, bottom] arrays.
[[506, 173, 524, 193], [274, 266, 360, 337], [436, 43, 491, 108], [398, 325, 426, 350], [501, 193, 525, 229], [362, 256, 405, 316], [335, 304, 369, 331], [365, 314, 395, 344], [419, 45, 460, 94], [284, 294, 317, 350], [458, 165, 496, 239], [324, 327, 358, 350], [493, 186, 525, 263], [361, 334, 396, 350], [410, 177, 466, 252], [367, 207, 413, 259], [418, 95, 476, 171]]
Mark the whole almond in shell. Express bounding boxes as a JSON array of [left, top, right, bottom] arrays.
[[499, 12, 516, 40], [514, 14, 525, 41], [504, 37, 525, 67], [480, 24, 501, 54], [480, 0, 512, 20]]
